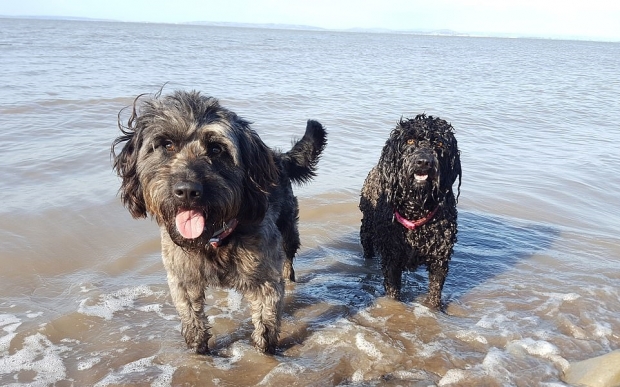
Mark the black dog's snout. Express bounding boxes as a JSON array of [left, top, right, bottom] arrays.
[[413, 150, 436, 169], [173, 181, 203, 202], [415, 156, 432, 168]]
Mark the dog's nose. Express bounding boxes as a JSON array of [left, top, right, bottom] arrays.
[[415, 156, 433, 168], [173, 182, 203, 201]]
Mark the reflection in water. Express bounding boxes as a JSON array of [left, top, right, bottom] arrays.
[[446, 212, 559, 302]]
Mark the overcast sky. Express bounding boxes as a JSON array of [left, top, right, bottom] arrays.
[[1, 0, 619, 41]]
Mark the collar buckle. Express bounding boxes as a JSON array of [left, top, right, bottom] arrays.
[[208, 218, 238, 248]]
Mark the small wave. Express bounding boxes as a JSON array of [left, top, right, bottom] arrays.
[[0, 333, 69, 386], [507, 338, 569, 371], [355, 332, 383, 360], [0, 314, 22, 353], [93, 355, 175, 387], [438, 369, 468, 386], [77, 356, 102, 371], [258, 363, 307, 385], [77, 285, 165, 320]]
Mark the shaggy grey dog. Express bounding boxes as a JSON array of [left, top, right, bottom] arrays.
[[359, 115, 461, 308], [111, 90, 326, 354]]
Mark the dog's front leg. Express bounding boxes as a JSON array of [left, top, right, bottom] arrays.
[[247, 279, 284, 354], [382, 261, 403, 300], [359, 215, 376, 260], [426, 258, 449, 309], [166, 271, 211, 354]]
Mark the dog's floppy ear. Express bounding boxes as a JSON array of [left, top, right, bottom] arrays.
[[437, 127, 462, 200], [445, 138, 462, 200], [111, 102, 147, 218], [236, 124, 279, 224], [378, 126, 404, 205]]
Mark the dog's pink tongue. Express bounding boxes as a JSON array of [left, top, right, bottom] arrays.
[[175, 210, 205, 239]]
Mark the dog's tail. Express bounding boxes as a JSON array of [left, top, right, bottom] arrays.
[[283, 120, 327, 185]]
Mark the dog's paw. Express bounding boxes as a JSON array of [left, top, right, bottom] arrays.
[[384, 286, 401, 300], [182, 322, 211, 355], [422, 295, 443, 310], [254, 340, 277, 355], [252, 328, 278, 355]]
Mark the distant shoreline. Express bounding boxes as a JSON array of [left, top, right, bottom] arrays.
[[1, 15, 617, 43]]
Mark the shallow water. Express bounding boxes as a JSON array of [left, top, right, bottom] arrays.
[[1, 17, 619, 386]]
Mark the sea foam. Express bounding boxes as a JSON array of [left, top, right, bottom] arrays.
[[0, 332, 69, 386], [78, 285, 162, 320]]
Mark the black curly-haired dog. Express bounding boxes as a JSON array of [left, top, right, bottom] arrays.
[[359, 114, 461, 308], [111, 90, 326, 354]]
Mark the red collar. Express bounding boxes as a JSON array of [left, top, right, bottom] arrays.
[[209, 218, 238, 248], [393, 206, 439, 230]]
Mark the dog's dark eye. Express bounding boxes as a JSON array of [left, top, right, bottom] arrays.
[[407, 139, 416, 145], [436, 141, 444, 149], [208, 143, 223, 157], [163, 140, 176, 153]]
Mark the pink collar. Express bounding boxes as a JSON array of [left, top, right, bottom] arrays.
[[393, 206, 439, 230], [209, 218, 238, 248]]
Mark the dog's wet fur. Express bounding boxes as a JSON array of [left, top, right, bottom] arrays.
[[360, 115, 461, 308], [112, 90, 326, 354]]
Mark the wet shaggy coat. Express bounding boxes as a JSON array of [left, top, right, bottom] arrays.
[[359, 115, 461, 308], [111, 90, 326, 354]]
